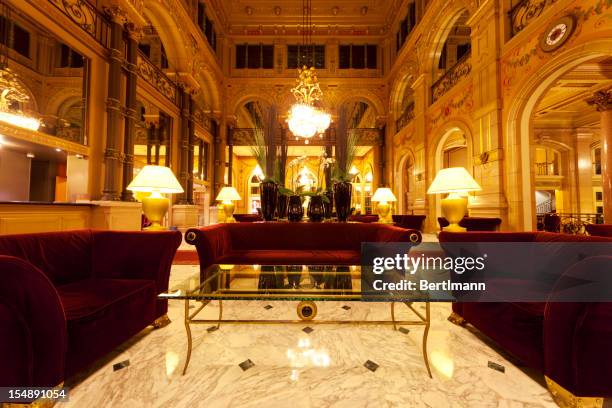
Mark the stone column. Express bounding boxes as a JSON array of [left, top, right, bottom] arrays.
[[466, 1, 508, 226], [213, 118, 228, 197], [410, 74, 429, 225], [101, 16, 125, 201], [575, 131, 594, 214], [587, 90, 612, 222], [373, 129, 385, 188], [227, 127, 234, 186], [177, 88, 194, 204], [121, 25, 140, 201]]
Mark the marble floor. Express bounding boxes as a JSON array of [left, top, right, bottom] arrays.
[[60, 264, 556, 408]]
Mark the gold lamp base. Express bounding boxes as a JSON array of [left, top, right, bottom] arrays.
[[222, 201, 236, 223], [441, 193, 467, 232], [376, 201, 392, 224], [142, 191, 170, 230]]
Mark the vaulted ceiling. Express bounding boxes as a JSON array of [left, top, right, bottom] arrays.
[[213, 0, 402, 33], [533, 56, 612, 129]]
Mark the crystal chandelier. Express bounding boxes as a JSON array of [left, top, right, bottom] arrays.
[[286, 0, 330, 144], [0, 2, 40, 131]]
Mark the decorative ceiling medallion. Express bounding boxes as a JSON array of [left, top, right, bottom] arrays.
[[539, 15, 575, 53]]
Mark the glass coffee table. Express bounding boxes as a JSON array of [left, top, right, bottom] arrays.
[[159, 264, 431, 377]]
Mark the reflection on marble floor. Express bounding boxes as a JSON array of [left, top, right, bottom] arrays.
[[60, 265, 556, 408]]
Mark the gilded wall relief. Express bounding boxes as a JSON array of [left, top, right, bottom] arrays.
[[501, 0, 612, 98], [428, 84, 473, 131]]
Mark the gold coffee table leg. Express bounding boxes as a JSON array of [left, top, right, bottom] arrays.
[[422, 303, 432, 378], [217, 300, 223, 329], [182, 298, 193, 375]]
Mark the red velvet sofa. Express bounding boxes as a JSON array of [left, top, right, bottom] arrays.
[[233, 214, 264, 222], [0, 229, 181, 388], [439, 231, 612, 402], [392, 215, 426, 231], [185, 222, 422, 271], [348, 214, 379, 223], [438, 216, 502, 231], [586, 223, 612, 237]]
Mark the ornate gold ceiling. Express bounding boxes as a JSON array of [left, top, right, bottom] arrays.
[[212, 0, 403, 35], [534, 56, 612, 129]]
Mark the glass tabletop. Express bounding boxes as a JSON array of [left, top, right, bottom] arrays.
[[159, 264, 362, 301]]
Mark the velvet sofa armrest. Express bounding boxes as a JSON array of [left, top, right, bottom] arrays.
[[185, 224, 233, 272], [375, 225, 422, 244], [90, 230, 182, 317], [0, 256, 66, 387], [543, 256, 612, 397]]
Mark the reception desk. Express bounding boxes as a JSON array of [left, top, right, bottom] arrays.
[[0, 201, 143, 235]]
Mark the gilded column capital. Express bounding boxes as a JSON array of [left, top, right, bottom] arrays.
[[103, 6, 128, 25], [587, 89, 612, 112], [125, 22, 143, 41]]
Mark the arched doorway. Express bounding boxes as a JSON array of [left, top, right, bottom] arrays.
[[432, 125, 474, 221], [507, 44, 612, 230]]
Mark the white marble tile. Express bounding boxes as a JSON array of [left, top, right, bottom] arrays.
[[59, 265, 556, 408]]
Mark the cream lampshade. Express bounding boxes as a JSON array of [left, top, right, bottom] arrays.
[[127, 165, 184, 231], [427, 167, 481, 232], [216, 186, 241, 223], [372, 187, 397, 224]]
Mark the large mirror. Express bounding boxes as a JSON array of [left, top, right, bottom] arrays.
[[0, 1, 89, 202]]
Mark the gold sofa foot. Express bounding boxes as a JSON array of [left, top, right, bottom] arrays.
[[545, 376, 605, 408], [152, 314, 171, 329], [447, 311, 467, 326]]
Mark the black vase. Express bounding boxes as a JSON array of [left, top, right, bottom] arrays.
[[333, 181, 352, 222], [287, 195, 304, 222], [277, 194, 289, 219], [323, 190, 333, 219], [260, 181, 278, 221], [307, 195, 325, 222]]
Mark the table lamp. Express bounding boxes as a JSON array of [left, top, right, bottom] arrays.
[[427, 167, 481, 232], [216, 186, 241, 223], [127, 165, 184, 230], [371, 187, 397, 224]]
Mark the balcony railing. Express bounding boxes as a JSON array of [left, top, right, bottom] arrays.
[[508, 0, 558, 37], [537, 212, 604, 235], [48, 0, 111, 48], [431, 52, 471, 103], [136, 51, 179, 106], [396, 102, 415, 131], [535, 162, 558, 176]]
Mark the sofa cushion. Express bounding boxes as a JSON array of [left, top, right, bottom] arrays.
[[0, 230, 92, 285], [585, 224, 612, 237], [56, 278, 157, 377], [462, 302, 545, 369], [217, 250, 360, 266]]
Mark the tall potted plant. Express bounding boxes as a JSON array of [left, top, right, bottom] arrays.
[[280, 155, 307, 222], [251, 105, 278, 221], [332, 108, 358, 222], [276, 132, 289, 219], [304, 150, 333, 222]]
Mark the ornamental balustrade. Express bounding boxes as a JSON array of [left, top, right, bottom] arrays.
[[230, 127, 381, 146], [509, 0, 558, 37], [136, 51, 179, 106], [431, 52, 471, 103], [48, 0, 111, 48], [536, 212, 604, 235], [396, 102, 415, 131]]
